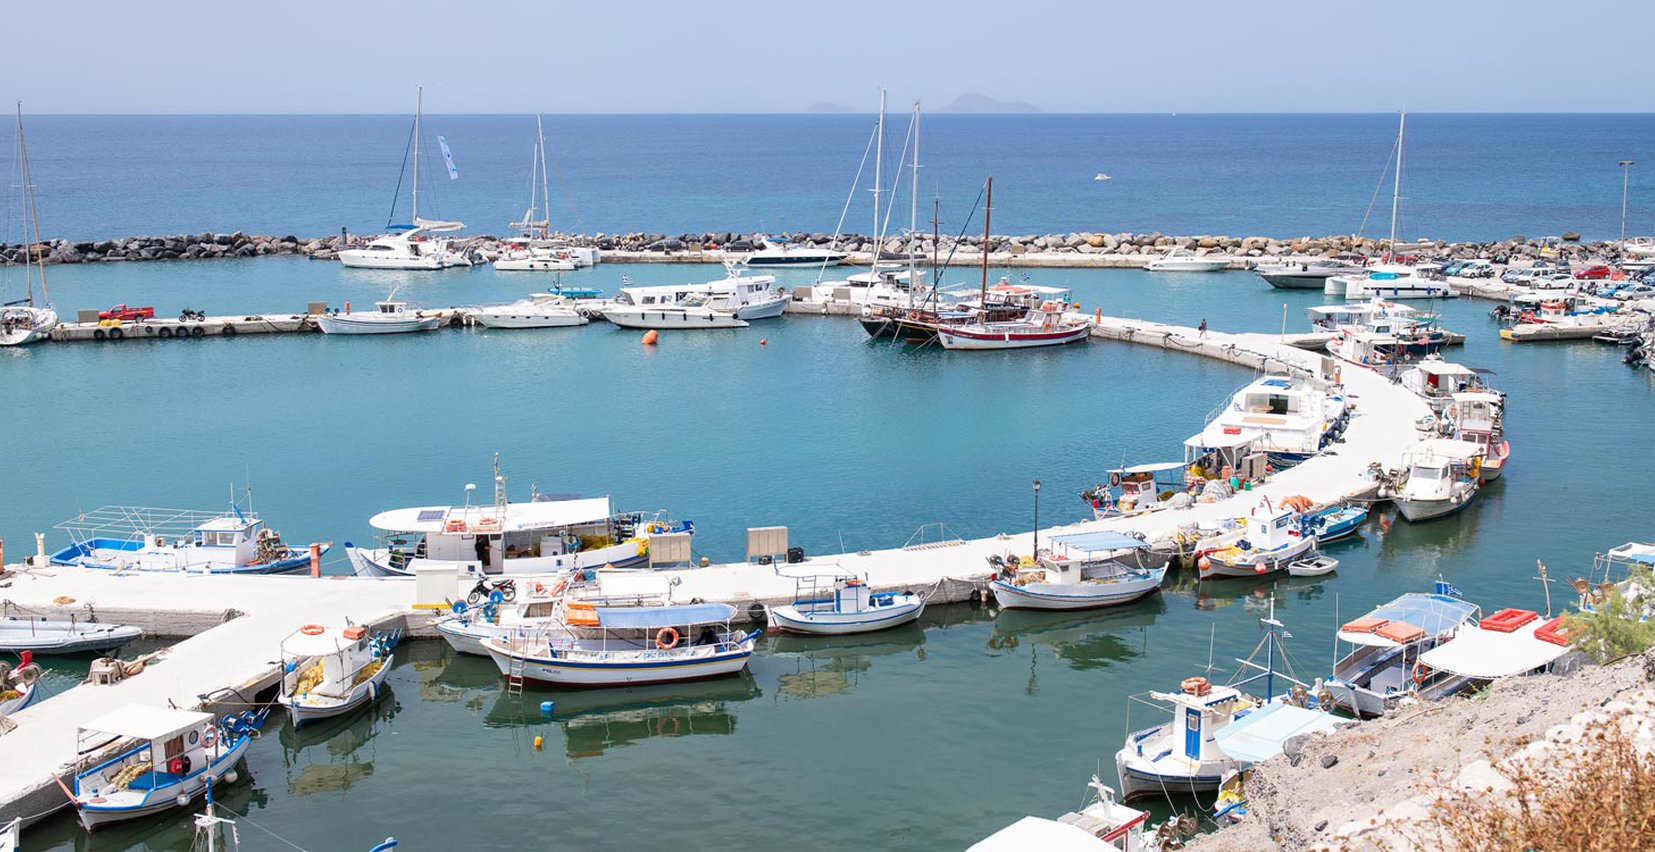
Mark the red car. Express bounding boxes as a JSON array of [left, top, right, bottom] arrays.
[[1574, 265, 1612, 280], [97, 304, 156, 321]]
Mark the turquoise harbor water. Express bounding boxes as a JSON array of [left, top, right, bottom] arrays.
[[5, 257, 1654, 850]]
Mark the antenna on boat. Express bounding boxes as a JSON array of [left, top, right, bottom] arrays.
[[1535, 559, 1553, 618]]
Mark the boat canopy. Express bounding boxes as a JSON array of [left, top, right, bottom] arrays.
[[1213, 701, 1344, 764], [594, 603, 736, 629], [282, 627, 359, 657], [56, 506, 259, 538], [1116, 461, 1185, 474], [1451, 391, 1503, 406], [80, 704, 212, 743], [1414, 360, 1477, 377], [367, 496, 612, 533], [1609, 542, 1655, 566], [1185, 429, 1258, 450], [1418, 620, 1570, 679], [967, 817, 1112, 852], [1049, 531, 1148, 553], [1405, 439, 1486, 463], [1337, 593, 1479, 648]]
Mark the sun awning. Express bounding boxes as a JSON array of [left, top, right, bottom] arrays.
[[80, 704, 213, 742], [1049, 531, 1149, 553], [367, 497, 613, 533], [1118, 462, 1186, 474], [594, 603, 736, 629], [1418, 621, 1570, 679], [282, 627, 356, 657], [1214, 701, 1344, 764], [1337, 593, 1479, 648], [968, 817, 1113, 852]]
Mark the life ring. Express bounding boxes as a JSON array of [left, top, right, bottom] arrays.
[[1181, 676, 1211, 696], [907, 310, 920, 320], [1412, 660, 1430, 684], [203, 727, 218, 749], [655, 627, 681, 650], [1109, 471, 1122, 488], [531, 581, 546, 596], [444, 519, 468, 533], [300, 624, 325, 636]]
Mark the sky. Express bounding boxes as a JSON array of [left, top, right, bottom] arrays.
[[3, 0, 1652, 114]]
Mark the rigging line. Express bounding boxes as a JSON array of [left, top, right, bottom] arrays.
[[815, 121, 879, 282], [210, 800, 311, 852], [546, 154, 586, 236], [1354, 132, 1400, 244], [880, 113, 916, 243], [386, 115, 417, 229], [927, 181, 988, 302]]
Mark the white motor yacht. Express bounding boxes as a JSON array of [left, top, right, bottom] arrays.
[[740, 235, 847, 268], [468, 296, 588, 329], [1145, 247, 1230, 272], [1185, 374, 1350, 465]]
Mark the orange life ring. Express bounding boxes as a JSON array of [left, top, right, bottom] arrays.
[[1412, 660, 1430, 684], [444, 519, 467, 533], [300, 624, 325, 636], [655, 627, 681, 650], [1109, 471, 1122, 488], [1181, 676, 1211, 696], [203, 727, 218, 749], [531, 581, 546, 596]]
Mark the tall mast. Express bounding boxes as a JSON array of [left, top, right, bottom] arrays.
[[907, 101, 921, 307], [16, 103, 46, 308], [1387, 112, 1404, 263], [980, 177, 993, 312], [872, 89, 885, 257], [537, 113, 551, 239], [412, 87, 422, 223]]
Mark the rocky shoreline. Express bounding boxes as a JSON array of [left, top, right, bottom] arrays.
[[0, 229, 1632, 267]]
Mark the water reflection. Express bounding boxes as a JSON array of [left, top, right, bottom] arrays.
[[484, 674, 763, 760], [25, 772, 268, 852], [766, 622, 929, 700], [986, 597, 1165, 674], [277, 687, 399, 796]]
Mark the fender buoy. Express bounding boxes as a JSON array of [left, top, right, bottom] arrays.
[[158, 327, 174, 338], [190, 326, 205, 337], [221, 325, 236, 335], [300, 624, 325, 636], [642, 329, 659, 345], [93, 328, 107, 340], [109, 327, 124, 340], [655, 627, 681, 650], [1412, 660, 1430, 684], [203, 727, 218, 749]]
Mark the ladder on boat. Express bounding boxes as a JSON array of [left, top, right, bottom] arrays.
[[505, 650, 527, 696]]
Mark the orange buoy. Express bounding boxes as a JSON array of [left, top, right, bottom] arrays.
[[759, 338, 768, 346], [641, 329, 659, 345]]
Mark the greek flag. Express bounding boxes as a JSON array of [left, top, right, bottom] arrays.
[[1019, 271, 1031, 282], [621, 275, 634, 285], [436, 136, 459, 180], [1434, 579, 1462, 597]]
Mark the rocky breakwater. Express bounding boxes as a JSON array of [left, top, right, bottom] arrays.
[[0, 232, 333, 265]]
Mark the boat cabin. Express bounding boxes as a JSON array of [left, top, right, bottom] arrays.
[[1237, 506, 1301, 552], [370, 496, 633, 572], [74, 705, 219, 803], [1040, 531, 1154, 581], [1088, 462, 1186, 516], [1445, 392, 1502, 437], [1138, 681, 1250, 769]]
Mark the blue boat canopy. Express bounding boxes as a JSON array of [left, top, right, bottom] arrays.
[[1338, 592, 1479, 647], [595, 603, 736, 629], [1213, 701, 1343, 764], [1048, 531, 1148, 553]]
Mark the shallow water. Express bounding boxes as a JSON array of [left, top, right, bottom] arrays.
[[6, 258, 1654, 850]]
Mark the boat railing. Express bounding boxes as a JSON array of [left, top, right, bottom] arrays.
[[902, 523, 965, 551], [55, 506, 249, 543]]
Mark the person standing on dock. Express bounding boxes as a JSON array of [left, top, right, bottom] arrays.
[[473, 534, 491, 569], [1198, 318, 1208, 338]]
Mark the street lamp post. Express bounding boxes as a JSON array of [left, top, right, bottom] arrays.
[[1620, 160, 1636, 260], [1032, 479, 1042, 556]]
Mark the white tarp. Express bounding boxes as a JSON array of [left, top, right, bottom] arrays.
[[1418, 620, 1569, 679], [81, 704, 212, 742]]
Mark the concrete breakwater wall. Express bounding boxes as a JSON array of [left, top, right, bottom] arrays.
[[2, 230, 1633, 267]]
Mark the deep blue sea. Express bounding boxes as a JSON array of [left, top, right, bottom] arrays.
[[8, 113, 1655, 243]]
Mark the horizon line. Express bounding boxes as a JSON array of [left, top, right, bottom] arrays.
[[11, 110, 1655, 117]]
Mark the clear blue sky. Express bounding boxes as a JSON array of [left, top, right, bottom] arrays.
[[5, 0, 1651, 113]]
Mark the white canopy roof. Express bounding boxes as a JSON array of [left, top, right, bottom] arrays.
[[968, 817, 1111, 852], [367, 497, 612, 533], [81, 704, 212, 742], [1418, 620, 1570, 679], [282, 626, 359, 657], [1451, 392, 1503, 405], [1414, 360, 1477, 377], [1117, 461, 1186, 474], [1405, 438, 1485, 463], [1186, 428, 1259, 450]]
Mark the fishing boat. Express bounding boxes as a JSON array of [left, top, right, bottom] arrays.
[[1398, 357, 1490, 411], [1145, 247, 1229, 272], [1297, 504, 1369, 543], [480, 603, 760, 688], [1255, 257, 1365, 289], [0, 617, 142, 655], [467, 296, 588, 329], [51, 502, 328, 575], [1325, 309, 1452, 371], [740, 235, 847, 268], [766, 569, 928, 635], [968, 776, 1149, 851], [990, 531, 1167, 611], [346, 459, 672, 578], [1410, 608, 1573, 702], [71, 705, 265, 831], [433, 587, 564, 656], [276, 623, 398, 727], [1082, 462, 1188, 519], [1195, 503, 1318, 579], [0, 653, 42, 715], [1384, 438, 1485, 522], [315, 300, 442, 335], [1323, 584, 1481, 717], [338, 88, 468, 271], [1185, 374, 1350, 466], [0, 105, 58, 347], [1442, 391, 1509, 482]]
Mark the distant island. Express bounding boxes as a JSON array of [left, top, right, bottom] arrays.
[[805, 101, 856, 114], [938, 92, 1042, 114]]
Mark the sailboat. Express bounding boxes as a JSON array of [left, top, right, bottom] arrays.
[[338, 87, 470, 271], [493, 114, 579, 273], [0, 104, 58, 347], [1327, 113, 1453, 301], [935, 177, 1091, 350]]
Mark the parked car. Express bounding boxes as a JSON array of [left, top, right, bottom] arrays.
[[1612, 283, 1655, 300], [97, 304, 155, 321], [1574, 265, 1612, 280], [1527, 272, 1575, 290]]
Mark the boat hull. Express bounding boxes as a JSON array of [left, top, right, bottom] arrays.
[[1114, 747, 1227, 802], [990, 572, 1162, 611], [936, 325, 1090, 350], [315, 315, 442, 335], [492, 257, 576, 272], [601, 309, 748, 329], [483, 640, 755, 687], [744, 255, 845, 268], [347, 542, 646, 578], [76, 738, 250, 831], [730, 296, 789, 320], [1199, 535, 1318, 579], [0, 619, 143, 655], [278, 657, 392, 727], [1147, 260, 1229, 273], [1392, 492, 1476, 523], [469, 310, 587, 329], [766, 596, 926, 635]]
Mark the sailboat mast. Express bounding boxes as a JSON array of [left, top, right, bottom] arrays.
[[872, 89, 885, 255], [537, 114, 551, 239], [16, 104, 46, 307], [980, 177, 993, 311], [1387, 112, 1404, 263], [412, 87, 422, 224], [910, 100, 920, 250]]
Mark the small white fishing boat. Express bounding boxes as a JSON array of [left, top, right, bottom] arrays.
[[0, 617, 141, 655], [1286, 554, 1338, 577], [969, 776, 1148, 852], [0, 654, 43, 716], [1093, 172, 1113, 181], [601, 295, 748, 329], [52, 502, 327, 576], [1398, 357, 1488, 411], [72, 704, 264, 831], [1145, 247, 1229, 272], [315, 300, 442, 335], [481, 603, 760, 688], [0, 106, 58, 348], [1385, 438, 1485, 522], [1185, 373, 1350, 466], [990, 531, 1166, 611], [276, 624, 397, 727], [433, 585, 565, 656], [1443, 391, 1509, 482], [1196, 504, 1318, 579], [1324, 584, 1481, 717], [467, 297, 588, 329], [766, 570, 927, 635], [740, 235, 846, 268], [1082, 462, 1188, 519]]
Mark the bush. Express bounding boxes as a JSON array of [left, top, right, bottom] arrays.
[[1567, 567, 1655, 664]]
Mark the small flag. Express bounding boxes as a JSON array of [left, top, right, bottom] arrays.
[[621, 275, 634, 285], [1019, 271, 1031, 283], [1435, 579, 1462, 597], [1281, 630, 1293, 638], [437, 136, 459, 180]]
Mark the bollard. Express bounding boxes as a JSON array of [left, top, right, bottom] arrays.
[[310, 543, 322, 577]]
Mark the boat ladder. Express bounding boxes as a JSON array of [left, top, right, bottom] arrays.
[[506, 652, 527, 696]]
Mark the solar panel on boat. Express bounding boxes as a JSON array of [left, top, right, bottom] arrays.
[[416, 510, 446, 522]]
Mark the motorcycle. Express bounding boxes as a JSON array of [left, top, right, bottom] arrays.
[[465, 577, 517, 606], [179, 307, 207, 322]]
